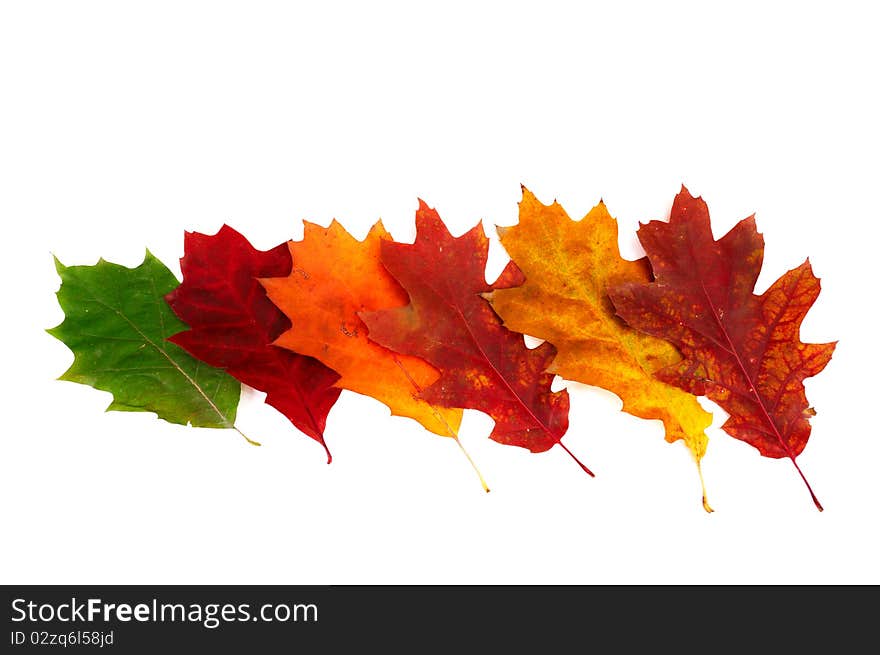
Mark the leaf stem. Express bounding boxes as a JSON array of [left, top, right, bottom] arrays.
[[234, 426, 261, 447], [453, 435, 490, 493], [697, 459, 713, 513], [392, 355, 490, 492], [558, 441, 595, 477], [791, 459, 823, 511]]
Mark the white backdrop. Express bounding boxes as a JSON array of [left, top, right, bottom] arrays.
[[1, 1, 876, 584]]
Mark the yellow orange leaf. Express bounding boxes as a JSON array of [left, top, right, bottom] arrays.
[[260, 220, 463, 439], [487, 188, 713, 509]]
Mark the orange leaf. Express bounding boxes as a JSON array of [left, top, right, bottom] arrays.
[[260, 220, 463, 439]]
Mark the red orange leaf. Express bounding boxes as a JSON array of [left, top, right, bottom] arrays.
[[165, 225, 342, 460], [608, 188, 835, 509], [361, 201, 587, 473]]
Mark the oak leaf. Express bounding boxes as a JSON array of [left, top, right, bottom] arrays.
[[487, 188, 713, 508], [259, 220, 464, 440], [361, 201, 589, 474], [48, 252, 247, 440], [608, 187, 835, 510], [165, 225, 342, 461]]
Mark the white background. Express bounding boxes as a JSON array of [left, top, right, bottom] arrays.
[[1, 1, 877, 584]]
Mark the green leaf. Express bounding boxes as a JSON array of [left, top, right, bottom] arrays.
[[48, 250, 251, 440]]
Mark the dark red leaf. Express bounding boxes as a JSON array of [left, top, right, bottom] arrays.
[[165, 225, 341, 460], [609, 188, 835, 509]]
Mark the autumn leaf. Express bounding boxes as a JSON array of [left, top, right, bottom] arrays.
[[259, 220, 484, 484], [608, 187, 835, 510], [48, 251, 249, 441], [361, 201, 589, 474], [487, 187, 713, 509], [165, 225, 342, 461]]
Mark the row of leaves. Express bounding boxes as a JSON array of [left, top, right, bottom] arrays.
[[49, 187, 835, 511]]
